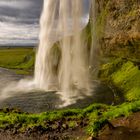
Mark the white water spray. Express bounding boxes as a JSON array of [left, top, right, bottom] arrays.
[[35, 0, 91, 94]]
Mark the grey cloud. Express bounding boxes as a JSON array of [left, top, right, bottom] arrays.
[[0, 0, 90, 46], [0, 0, 43, 24]]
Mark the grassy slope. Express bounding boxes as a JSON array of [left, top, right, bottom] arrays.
[[99, 59, 140, 101], [0, 48, 35, 74]]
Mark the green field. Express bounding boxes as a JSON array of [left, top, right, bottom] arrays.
[[0, 47, 35, 74]]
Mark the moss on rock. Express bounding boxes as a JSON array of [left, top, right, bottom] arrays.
[[99, 59, 140, 101]]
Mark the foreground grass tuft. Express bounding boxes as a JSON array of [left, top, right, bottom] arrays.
[[0, 100, 140, 136]]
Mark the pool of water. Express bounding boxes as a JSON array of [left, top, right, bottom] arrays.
[[0, 68, 121, 113]]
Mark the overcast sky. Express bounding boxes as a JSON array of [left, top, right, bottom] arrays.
[[0, 0, 43, 46], [0, 0, 90, 46]]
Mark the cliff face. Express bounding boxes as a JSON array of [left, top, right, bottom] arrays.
[[96, 0, 140, 61], [97, 0, 140, 107]]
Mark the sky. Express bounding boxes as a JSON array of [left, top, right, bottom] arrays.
[[0, 0, 43, 46], [0, 0, 90, 46]]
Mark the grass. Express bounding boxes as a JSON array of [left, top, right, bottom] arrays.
[[0, 47, 35, 74]]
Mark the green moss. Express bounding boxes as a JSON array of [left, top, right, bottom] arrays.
[[111, 61, 140, 101], [68, 121, 77, 128], [100, 58, 140, 101], [99, 58, 125, 81], [87, 118, 108, 136], [83, 104, 108, 115]]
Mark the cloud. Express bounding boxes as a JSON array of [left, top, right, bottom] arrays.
[[0, 0, 42, 24], [0, 0, 90, 46], [0, 1, 32, 9], [0, 0, 42, 46]]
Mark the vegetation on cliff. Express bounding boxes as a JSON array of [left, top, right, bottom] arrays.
[[99, 58, 140, 101]]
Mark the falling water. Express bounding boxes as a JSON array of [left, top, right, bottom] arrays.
[[34, 0, 91, 95]]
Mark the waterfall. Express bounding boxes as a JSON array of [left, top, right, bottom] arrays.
[[1, 0, 100, 107], [34, 0, 91, 95]]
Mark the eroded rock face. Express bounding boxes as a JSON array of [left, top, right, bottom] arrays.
[[96, 0, 140, 60], [98, 112, 140, 140]]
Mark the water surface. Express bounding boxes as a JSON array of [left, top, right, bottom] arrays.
[[0, 68, 118, 113]]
